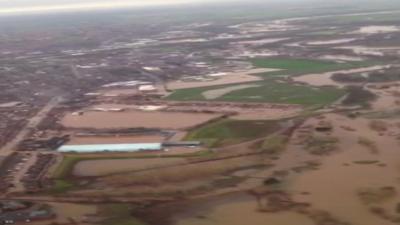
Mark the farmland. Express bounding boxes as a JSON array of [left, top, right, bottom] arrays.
[[167, 79, 345, 107], [185, 119, 282, 147], [250, 58, 373, 77]]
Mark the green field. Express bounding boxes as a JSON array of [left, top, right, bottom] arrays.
[[185, 119, 281, 147], [250, 58, 372, 77], [167, 80, 345, 107]]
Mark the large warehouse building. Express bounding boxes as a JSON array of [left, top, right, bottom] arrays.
[[57, 143, 162, 153]]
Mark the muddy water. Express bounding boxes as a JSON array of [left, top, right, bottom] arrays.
[[176, 196, 314, 225], [356, 26, 400, 34], [62, 111, 222, 129], [367, 84, 400, 111], [175, 113, 400, 225], [288, 114, 400, 225], [202, 84, 261, 100], [293, 65, 391, 87], [307, 38, 357, 45], [68, 135, 166, 145], [74, 158, 186, 177], [167, 68, 279, 90], [320, 55, 364, 62]]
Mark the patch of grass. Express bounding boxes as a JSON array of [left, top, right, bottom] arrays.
[[167, 80, 346, 107], [48, 179, 76, 194], [53, 156, 83, 179], [186, 119, 281, 147], [250, 58, 371, 77], [219, 80, 345, 106], [100, 204, 145, 225], [353, 160, 380, 165]]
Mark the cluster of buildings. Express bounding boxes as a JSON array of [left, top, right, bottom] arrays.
[[0, 201, 54, 224]]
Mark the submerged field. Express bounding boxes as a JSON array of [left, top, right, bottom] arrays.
[[61, 110, 224, 130]]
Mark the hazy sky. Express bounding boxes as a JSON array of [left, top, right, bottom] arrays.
[[0, 0, 225, 15]]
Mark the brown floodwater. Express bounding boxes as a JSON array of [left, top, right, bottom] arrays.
[[174, 113, 400, 225], [74, 158, 186, 177], [62, 111, 222, 129], [174, 194, 314, 225], [287, 114, 400, 225]]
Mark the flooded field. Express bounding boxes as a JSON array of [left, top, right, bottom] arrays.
[[320, 55, 364, 62], [202, 84, 261, 100], [307, 38, 357, 45], [234, 38, 290, 45], [61, 111, 222, 129], [167, 68, 278, 90], [356, 26, 400, 34], [287, 114, 400, 225], [98, 88, 139, 96], [49, 203, 96, 224], [337, 46, 400, 56], [173, 112, 400, 225], [231, 108, 303, 120], [368, 83, 400, 111], [74, 158, 186, 177], [293, 65, 391, 87], [175, 195, 314, 225]]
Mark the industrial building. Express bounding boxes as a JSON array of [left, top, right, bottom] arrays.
[[57, 143, 162, 153]]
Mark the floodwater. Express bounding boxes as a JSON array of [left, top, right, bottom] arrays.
[[49, 203, 96, 224], [67, 135, 166, 145], [235, 38, 290, 45], [62, 111, 222, 129], [293, 65, 391, 87], [288, 114, 400, 225], [176, 197, 314, 225], [337, 46, 400, 56], [356, 26, 400, 34], [232, 108, 303, 120], [202, 84, 261, 100], [320, 55, 364, 62], [175, 112, 400, 225], [167, 68, 279, 90], [367, 83, 400, 111], [74, 158, 186, 177], [307, 38, 357, 45]]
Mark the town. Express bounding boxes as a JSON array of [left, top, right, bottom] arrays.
[[0, 0, 400, 224]]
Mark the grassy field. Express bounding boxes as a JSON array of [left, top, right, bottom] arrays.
[[167, 79, 345, 107], [250, 58, 373, 77], [185, 119, 281, 147]]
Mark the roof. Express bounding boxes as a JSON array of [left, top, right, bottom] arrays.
[[58, 143, 162, 153]]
